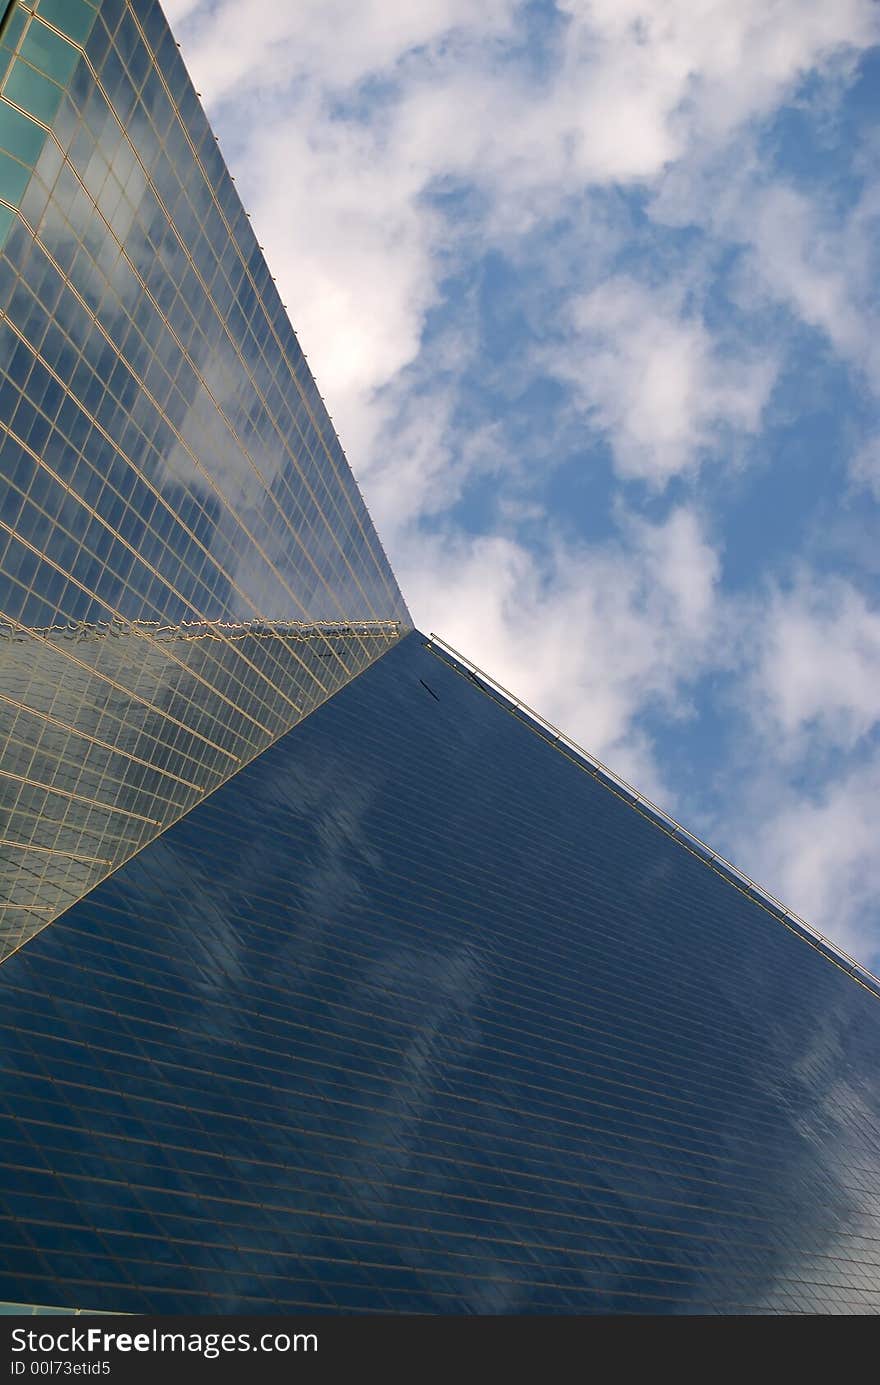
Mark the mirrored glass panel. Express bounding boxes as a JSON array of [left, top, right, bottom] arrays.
[[0, 0, 410, 957], [0, 633, 878, 1314]]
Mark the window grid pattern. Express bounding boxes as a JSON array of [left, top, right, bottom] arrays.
[[1, 3, 99, 242], [0, 632, 878, 1315], [0, 0, 410, 957]]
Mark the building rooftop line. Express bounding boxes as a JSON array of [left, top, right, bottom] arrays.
[[425, 632, 880, 1001]]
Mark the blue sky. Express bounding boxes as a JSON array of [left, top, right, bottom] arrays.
[[165, 0, 880, 971]]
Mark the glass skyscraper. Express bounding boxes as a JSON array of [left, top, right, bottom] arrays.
[[0, 0, 408, 960], [1, 0, 879, 1316]]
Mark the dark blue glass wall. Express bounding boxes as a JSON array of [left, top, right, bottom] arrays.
[[1, 631, 879, 1314]]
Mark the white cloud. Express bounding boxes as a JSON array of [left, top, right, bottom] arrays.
[[399, 505, 721, 796], [565, 0, 875, 138], [653, 142, 880, 394], [713, 572, 880, 963], [165, 0, 878, 480], [733, 753, 880, 965], [850, 436, 880, 499], [748, 574, 880, 755], [243, 108, 439, 461], [162, 0, 518, 105], [738, 182, 880, 388], [548, 276, 775, 483]]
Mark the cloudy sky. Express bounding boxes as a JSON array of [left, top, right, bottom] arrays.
[[163, 0, 880, 972]]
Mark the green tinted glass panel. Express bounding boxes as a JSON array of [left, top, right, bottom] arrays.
[[0, 144, 27, 199], [34, 0, 95, 47], [0, 198, 13, 247], [0, 9, 28, 91], [20, 18, 78, 84], [2, 8, 28, 54], [0, 95, 44, 161], [3, 55, 63, 124]]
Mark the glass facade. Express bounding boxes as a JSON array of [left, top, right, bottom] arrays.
[[0, 632, 879, 1314], [2, 0, 880, 1321], [0, 0, 409, 958]]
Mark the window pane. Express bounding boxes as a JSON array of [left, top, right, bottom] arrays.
[[35, 0, 96, 48], [4, 57, 64, 125], [0, 197, 13, 247], [0, 95, 45, 162], [0, 144, 28, 201], [20, 19, 79, 86]]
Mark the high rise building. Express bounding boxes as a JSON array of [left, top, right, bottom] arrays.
[[1, 0, 879, 1316], [0, 0, 408, 961]]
